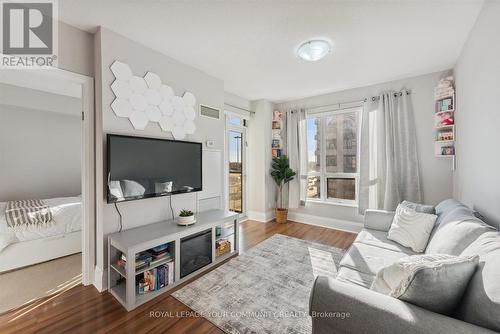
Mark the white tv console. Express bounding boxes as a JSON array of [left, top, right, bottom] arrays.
[[107, 209, 239, 311]]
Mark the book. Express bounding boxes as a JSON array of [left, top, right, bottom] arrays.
[[167, 262, 174, 285], [157, 265, 166, 289], [272, 148, 281, 158]]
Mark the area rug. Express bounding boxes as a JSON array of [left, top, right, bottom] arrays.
[[172, 234, 345, 334]]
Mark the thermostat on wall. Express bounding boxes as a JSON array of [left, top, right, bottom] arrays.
[[206, 139, 215, 148]]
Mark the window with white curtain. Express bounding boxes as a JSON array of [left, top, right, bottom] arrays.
[[306, 107, 361, 205]]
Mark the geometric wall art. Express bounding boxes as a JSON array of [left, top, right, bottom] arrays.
[[110, 60, 197, 140]]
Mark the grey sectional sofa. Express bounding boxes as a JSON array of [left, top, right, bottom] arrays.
[[309, 199, 500, 334]]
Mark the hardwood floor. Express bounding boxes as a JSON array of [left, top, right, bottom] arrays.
[[0, 220, 356, 334]]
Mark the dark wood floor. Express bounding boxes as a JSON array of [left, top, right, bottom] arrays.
[[0, 220, 356, 334]]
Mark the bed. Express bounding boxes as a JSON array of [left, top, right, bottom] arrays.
[[0, 196, 82, 273]]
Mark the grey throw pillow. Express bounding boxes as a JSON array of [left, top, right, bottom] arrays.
[[371, 254, 479, 315], [401, 200, 436, 214], [425, 206, 494, 255]]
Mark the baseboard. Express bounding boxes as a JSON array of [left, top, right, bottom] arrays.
[[93, 266, 107, 292], [287, 211, 362, 234], [247, 210, 275, 223]]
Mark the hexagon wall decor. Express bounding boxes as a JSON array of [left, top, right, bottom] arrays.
[[110, 60, 197, 139]]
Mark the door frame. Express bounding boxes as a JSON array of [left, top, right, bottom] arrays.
[[225, 112, 248, 219], [0, 68, 95, 285]]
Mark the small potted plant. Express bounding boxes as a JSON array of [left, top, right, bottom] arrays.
[[270, 155, 296, 223], [178, 209, 195, 225]]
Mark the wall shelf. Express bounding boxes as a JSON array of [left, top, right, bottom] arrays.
[[434, 78, 456, 171]]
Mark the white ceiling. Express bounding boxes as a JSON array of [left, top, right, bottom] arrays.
[[59, 0, 484, 102]]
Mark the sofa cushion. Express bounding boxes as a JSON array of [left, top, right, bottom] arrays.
[[339, 242, 413, 276], [336, 266, 375, 289], [355, 229, 415, 254], [370, 254, 479, 315], [388, 204, 437, 252], [455, 231, 500, 332], [425, 206, 494, 255]]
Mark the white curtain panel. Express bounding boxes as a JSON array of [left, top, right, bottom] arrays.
[[359, 91, 422, 214], [285, 109, 307, 209]]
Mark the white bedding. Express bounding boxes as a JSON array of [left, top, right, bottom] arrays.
[[0, 196, 82, 252]]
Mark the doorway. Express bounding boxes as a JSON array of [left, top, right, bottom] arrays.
[[0, 68, 94, 312], [226, 114, 247, 217]]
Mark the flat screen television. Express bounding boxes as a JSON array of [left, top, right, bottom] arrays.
[[106, 134, 202, 203]]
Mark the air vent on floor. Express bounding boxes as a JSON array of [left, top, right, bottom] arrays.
[[200, 104, 220, 120]]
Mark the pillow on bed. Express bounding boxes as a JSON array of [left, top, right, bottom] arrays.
[[120, 180, 146, 198], [108, 180, 124, 200]]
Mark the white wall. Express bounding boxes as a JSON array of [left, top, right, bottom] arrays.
[[247, 99, 276, 221], [58, 21, 94, 77], [94, 28, 225, 284], [453, 0, 500, 229], [0, 86, 81, 201], [276, 71, 454, 231]]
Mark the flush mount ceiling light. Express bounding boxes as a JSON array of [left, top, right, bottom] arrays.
[[296, 40, 331, 61]]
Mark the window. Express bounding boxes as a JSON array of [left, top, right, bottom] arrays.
[[306, 108, 360, 205], [228, 115, 247, 127]]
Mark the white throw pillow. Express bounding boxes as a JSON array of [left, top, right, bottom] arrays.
[[387, 203, 437, 252], [370, 254, 479, 315]]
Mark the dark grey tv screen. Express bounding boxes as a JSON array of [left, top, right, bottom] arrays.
[[107, 134, 202, 203]]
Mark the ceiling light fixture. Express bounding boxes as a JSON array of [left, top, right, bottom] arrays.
[[296, 39, 331, 62]]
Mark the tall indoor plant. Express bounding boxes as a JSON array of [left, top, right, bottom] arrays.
[[270, 155, 296, 223]]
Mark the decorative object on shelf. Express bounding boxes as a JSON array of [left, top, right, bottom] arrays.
[[272, 148, 281, 158], [110, 60, 197, 139], [437, 129, 454, 141], [441, 146, 455, 156], [436, 111, 454, 127], [271, 139, 281, 149], [177, 209, 195, 226], [270, 155, 296, 223], [216, 239, 231, 257]]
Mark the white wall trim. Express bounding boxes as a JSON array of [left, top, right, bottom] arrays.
[[288, 211, 362, 234], [247, 210, 275, 222], [94, 266, 107, 292]]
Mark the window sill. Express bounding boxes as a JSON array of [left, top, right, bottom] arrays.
[[306, 199, 359, 208]]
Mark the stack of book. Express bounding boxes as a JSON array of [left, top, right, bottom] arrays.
[[139, 262, 174, 294], [117, 252, 153, 271]]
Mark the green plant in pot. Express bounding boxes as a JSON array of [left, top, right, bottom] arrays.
[[178, 209, 195, 225], [270, 155, 296, 223]]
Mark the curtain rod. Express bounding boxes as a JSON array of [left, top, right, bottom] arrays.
[[224, 102, 254, 114], [306, 89, 411, 111]]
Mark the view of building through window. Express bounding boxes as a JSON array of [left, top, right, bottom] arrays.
[[307, 110, 358, 202], [229, 130, 243, 213]]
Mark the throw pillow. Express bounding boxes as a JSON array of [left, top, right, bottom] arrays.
[[371, 254, 479, 315], [387, 203, 437, 252], [425, 206, 494, 255], [401, 200, 436, 214]]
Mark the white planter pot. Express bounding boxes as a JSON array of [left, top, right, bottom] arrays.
[[177, 215, 195, 225]]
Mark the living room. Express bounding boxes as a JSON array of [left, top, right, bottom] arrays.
[[0, 1, 499, 333]]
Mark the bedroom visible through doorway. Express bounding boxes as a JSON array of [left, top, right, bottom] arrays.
[[0, 69, 94, 313]]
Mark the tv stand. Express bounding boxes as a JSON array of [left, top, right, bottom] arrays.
[[107, 209, 239, 311]]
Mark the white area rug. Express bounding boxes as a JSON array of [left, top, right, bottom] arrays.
[[173, 234, 344, 334], [0, 253, 81, 314]]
